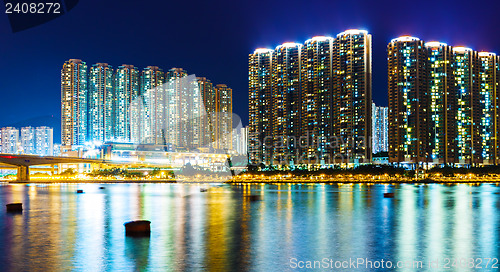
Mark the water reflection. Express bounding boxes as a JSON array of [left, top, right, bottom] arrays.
[[125, 236, 150, 271], [0, 183, 498, 271]]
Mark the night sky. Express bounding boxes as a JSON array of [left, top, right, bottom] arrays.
[[1, 0, 500, 143]]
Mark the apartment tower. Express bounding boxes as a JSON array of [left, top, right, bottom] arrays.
[[61, 59, 88, 147]]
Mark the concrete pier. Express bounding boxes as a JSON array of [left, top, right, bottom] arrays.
[[17, 166, 29, 181]]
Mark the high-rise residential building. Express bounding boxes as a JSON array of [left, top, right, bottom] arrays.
[[248, 48, 273, 166], [272, 42, 301, 165], [53, 144, 61, 157], [248, 30, 373, 168], [20, 127, 35, 154], [388, 35, 500, 167], [1, 126, 53, 156], [1, 127, 19, 154], [141, 66, 166, 96], [496, 55, 500, 165], [301, 36, 334, 164], [165, 68, 190, 148], [89, 63, 114, 143], [213, 84, 233, 150], [387, 36, 429, 164], [127, 66, 232, 151], [35, 127, 54, 156], [333, 30, 372, 164], [477, 52, 498, 165], [131, 66, 166, 144], [425, 42, 456, 164], [198, 77, 215, 147], [61, 59, 88, 147], [184, 72, 205, 150], [453, 47, 479, 165], [493, 55, 500, 165], [61, 60, 232, 154], [197, 77, 234, 151], [139, 66, 166, 145], [114, 64, 139, 142], [372, 103, 388, 154], [233, 126, 248, 155]]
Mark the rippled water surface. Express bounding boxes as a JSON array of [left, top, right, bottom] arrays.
[[0, 183, 499, 271]]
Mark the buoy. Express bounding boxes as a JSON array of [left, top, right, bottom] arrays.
[[124, 220, 151, 236], [200, 188, 208, 192], [384, 192, 395, 198], [6, 203, 23, 212], [99, 187, 105, 190], [76, 190, 84, 194]]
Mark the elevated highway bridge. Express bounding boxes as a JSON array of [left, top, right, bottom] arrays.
[[0, 152, 238, 181], [0, 154, 108, 181]]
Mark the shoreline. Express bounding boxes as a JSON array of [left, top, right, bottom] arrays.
[[2, 179, 500, 185]]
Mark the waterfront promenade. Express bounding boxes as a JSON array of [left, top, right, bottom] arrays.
[[2, 173, 500, 184]]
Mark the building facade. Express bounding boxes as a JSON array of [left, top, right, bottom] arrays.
[[388, 35, 500, 166], [213, 84, 233, 151], [88, 63, 114, 143], [272, 42, 301, 165], [1, 127, 54, 156], [133, 66, 165, 144], [453, 47, 479, 165], [233, 126, 248, 155], [248, 29, 373, 168], [248, 48, 274, 166], [301, 36, 334, 164], [477, 52, 499, 165], [198, 77, 215, 147], [372, 104, 388, 154], [164, 68, 190, 149], [426, 42, 456, 164], [388, 37, 430, 165], [20, 127, 35, 154], [1, 127, 19, 154], [332, 30, 373, 164], [61, 60, 232, 154], [61, 59, 88, 147], [35, 126, 54, 156], [114, 64, 139, 143]]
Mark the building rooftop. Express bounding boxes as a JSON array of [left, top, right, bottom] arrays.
[[337, 29, 368, 37], [424, 41, 448, 48], [390, 36, 420, 43], [253, 48, 273, 54], [452, 46, 473, 52], [304, 36, 334, 43]]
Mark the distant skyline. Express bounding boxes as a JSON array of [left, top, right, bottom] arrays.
[[2, 0, 500, 142]]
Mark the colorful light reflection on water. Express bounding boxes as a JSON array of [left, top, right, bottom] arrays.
[[0, 183, 498, 271]]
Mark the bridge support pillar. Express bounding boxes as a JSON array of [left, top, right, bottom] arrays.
[[17, 166, 29, 181]]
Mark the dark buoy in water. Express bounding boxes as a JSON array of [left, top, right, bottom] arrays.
[[99, 187, 105, 190], [76, 190, 84, 194], [6, 203, 23, 213], [200, 188, 208, 192], [124, 220, 151, 236], [244, 195, 262, 201], [384, 192, 395, 198]]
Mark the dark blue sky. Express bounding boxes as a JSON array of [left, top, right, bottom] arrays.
[[1, 0, 499, 143]]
